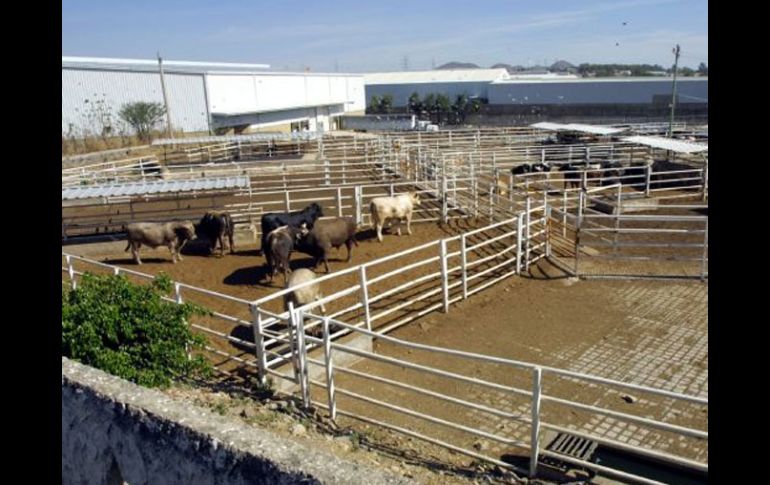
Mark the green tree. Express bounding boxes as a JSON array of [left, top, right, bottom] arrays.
[[434, 94, 451, 124], [697, 62, 708, 75], [118, 101, 166, 142], [368, 95, 382, 114], [62, 272, 212, 388], [451, 94, 469, 124], [408, 92, 422, 115], [380, 94, 394, 114], [422, 94, 436, 121]]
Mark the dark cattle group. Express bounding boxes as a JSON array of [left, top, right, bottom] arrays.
[[196, 211, 235, 256], [260, 203, 323, 257], [294, 216, 358, 273]]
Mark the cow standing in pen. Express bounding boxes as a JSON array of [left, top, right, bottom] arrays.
[[196, 211, 235, 256], [369, 192, 420, 243], [294, 217, 358, 273], [124, 221, 197, 265], [264, 224, 308, 285], [260, 203, 323, 256]]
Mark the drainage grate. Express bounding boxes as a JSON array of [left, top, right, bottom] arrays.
[[546, 432, 599, 461]]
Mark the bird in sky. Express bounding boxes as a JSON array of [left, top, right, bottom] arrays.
[[622, 21, 627, 26]]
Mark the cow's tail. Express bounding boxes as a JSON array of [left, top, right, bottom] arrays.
[[124, 240, 132, 252]]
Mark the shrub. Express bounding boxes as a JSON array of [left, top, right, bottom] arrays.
[[62, 272, 212, 387], [118, 101, 166, 142]]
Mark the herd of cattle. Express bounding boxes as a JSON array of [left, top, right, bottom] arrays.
[[122, 192, 422, 314]]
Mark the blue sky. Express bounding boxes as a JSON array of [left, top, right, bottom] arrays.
[[62, 0, 707, 73]]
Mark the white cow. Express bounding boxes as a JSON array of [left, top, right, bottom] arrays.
[[369, 192, 421, 243], [283, 268, 326, 314]]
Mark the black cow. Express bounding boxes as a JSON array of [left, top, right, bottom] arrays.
[[260, 203, 323, 256], [511, 162, 550, 176], [598, 160, 626, 187], [196, 211, 235, 256]]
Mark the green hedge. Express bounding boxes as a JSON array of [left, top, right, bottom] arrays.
[[62, 272, 212, 387]]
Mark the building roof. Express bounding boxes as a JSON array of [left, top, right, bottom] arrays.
[[364, 68, 510, 85], [493, 76, 707, 84], [622, 136, 708, 154], [531, 122, 627, 135], [62, 176, 251, 201]]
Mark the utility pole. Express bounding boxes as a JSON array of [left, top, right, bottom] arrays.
[[158, 53, 174, 138], [402, 55, 409, 71], [668, 44, 681, 138]]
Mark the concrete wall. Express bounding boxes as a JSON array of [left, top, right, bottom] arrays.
[[62, 357, 409, 485]]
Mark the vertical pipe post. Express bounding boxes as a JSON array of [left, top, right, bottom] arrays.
[[460, 234, 468, 299], [701, 159, 708, 202], [545, 206, 552, 258], [440, 239, 449, 313], [441, 175, 448, 224], [66, 255, 76, 290], [525, 197, 531, 272], [562, 190, 568, 238], [614, 184, 622, 253], [284, 189, 291, 212], [249, 305, 268, 385], [529, 367, 543, 478], [354, 185, 362, 226], [359, 265, 372, 331], [516, 213, 523, 275], [322, 317, 336, 420], [295, 309, 310, 409], [324, 159, 330, 186], [701, 219, 708, 281], [645, 162, 652, 197]]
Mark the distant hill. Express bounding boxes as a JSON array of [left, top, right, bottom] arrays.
[[436, 62, 480, 70]]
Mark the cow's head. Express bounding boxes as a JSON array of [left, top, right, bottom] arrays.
[[408, 192, 421, 206], [307, 203, 324, 221], [174, 221, 197, 241], [295, 222, 310, 241]]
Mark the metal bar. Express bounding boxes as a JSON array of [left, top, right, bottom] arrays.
[[322, 317, 336, 420], [359, 266, 372, 331], [530, 367, 542, 478], [461, 234, 468, 299]]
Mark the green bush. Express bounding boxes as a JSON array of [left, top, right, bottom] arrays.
[[62, 272, 212, 387]]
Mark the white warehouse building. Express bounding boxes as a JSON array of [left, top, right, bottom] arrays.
[[364, 68, 707, 108], [62, 57, 366, 136]]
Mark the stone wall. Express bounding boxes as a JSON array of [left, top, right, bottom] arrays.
[[62, 357, 410, 485]]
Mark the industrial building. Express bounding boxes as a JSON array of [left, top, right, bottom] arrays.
[[364, 68, 707, 108], [62, 57, 366, 136]]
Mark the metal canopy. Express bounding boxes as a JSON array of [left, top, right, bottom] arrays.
[[152, 132, 322, 146], [530, 122, 627, 135], [62, 176, 250, 201], [622, 136, 708, 154]]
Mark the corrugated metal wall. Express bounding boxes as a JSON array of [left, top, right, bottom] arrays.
[[62, 69, 210, 135], [487, 79, 708, 105]]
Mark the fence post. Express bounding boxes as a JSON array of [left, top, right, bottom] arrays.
[[440, 240, 450, 312], [545, 206, 552, 258], [322, 317, 336, 420], [359, 265, 372, 331], [701, 160, 708, 202], [441, 175, 448, 224], [701, 219, 708, 281], [292, 307, 310, 409], [66, 255, 76, 290], [562, 190, 568, 238], [354, 185, 363, 226], [113, 266, 120, 276], [574, 191, 584, 276], [645, 163, 652, 197], [614, 184, 622, 253], [461, 234, 468, 299], [248, 305, 268, 385], [324, 159, 330, 186], [525, 197, 531, 272], [336, 187, 344, 217], [516, 213, 523, 275], [284, 190, 291, 212], [530, 367, 542, 478]]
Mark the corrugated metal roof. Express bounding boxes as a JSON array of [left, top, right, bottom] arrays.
[[62, 176, 250, 201], [622, 136, 709, 153], [531, 122, 626, 135], [493, 76, 707, 84], [152, 132, 322, 146], [364, 69, 510, 85]]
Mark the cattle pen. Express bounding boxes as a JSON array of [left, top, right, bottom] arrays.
[[62, 124, 708, 484]]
